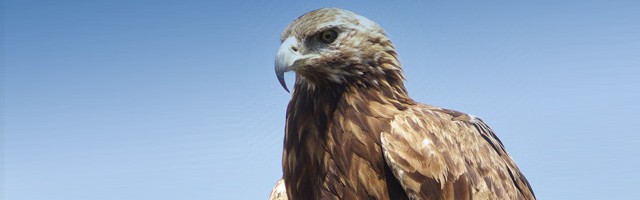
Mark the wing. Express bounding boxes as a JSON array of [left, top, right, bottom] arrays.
[[269, 178, 288, 200], [380, 105, 535, 200]]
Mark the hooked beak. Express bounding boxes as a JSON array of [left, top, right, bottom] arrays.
[[275, 37, 302, 93]]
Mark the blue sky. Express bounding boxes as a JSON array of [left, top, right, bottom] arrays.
[[4, 1, 639, 199]]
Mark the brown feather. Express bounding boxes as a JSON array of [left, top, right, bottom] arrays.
[[381, 106, 535, 199]]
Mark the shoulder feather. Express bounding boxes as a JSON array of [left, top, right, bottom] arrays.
[[380, 104, 535, 200]]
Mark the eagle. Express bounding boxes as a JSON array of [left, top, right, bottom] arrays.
[[270, 8, 535, 200]]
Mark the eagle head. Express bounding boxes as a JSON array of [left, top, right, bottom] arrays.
[[275, 8, 405, 94]]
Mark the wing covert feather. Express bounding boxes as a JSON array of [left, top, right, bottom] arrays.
[[380, 105, 535, 200]]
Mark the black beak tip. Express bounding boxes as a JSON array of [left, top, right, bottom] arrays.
[[277, 72, 290, 93]]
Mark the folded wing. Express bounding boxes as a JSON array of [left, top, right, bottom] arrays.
[[381, 105, 535, 200]]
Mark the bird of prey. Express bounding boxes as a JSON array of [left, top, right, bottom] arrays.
[[271, 8, 535, 200]]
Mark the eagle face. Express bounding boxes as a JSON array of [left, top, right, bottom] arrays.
[[275, 8, 396, 93]]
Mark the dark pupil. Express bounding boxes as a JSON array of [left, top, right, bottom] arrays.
[[322, 31, 334, 42]]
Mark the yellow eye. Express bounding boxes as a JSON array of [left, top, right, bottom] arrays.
[[319, 30, 338, 43]]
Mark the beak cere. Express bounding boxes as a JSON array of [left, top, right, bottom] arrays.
[[275, 37, 301, 93]]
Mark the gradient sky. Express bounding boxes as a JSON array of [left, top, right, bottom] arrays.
[[4, 1, 640, 199]]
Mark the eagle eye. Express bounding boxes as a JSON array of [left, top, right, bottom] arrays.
[[319, 30, 338, 44]]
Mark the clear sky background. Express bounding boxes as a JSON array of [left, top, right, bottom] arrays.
[[3, 1, 640, 199]]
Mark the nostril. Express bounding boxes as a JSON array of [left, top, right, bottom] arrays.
[[291, 47, 298, 52]]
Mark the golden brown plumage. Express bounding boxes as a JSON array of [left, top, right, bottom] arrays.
[[271, 8, 535, 200]]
